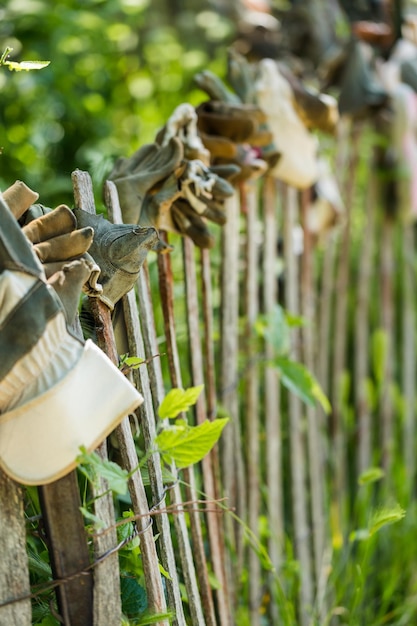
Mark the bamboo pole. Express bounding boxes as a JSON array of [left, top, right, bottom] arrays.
[[183, 238, 232, 625], [283, 184, 313, 625], [262, 176, 284, 625], [137, 263, 206, 626], [157, 239, 214, 626]]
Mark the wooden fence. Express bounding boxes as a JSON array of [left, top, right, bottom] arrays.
[[0, 116, 415, 626]]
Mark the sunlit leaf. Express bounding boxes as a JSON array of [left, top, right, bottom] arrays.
[[79, 506, 107, 530], [154, 418, 229, 468], [368, 504, 406, 536], [5, 60, 50, 71], [158, 385, 204, 419], [358, 467, 385, 486]]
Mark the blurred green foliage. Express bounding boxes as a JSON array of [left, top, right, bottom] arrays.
[[0, 0, 236, 205]]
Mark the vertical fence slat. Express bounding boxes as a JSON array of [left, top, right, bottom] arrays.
[[157, 241, 210, 626], [183, 237, 232, 625], [401, 224, 416, 490], [137, 263, 206, 626], [355, 168, 377, 476], [380, 216, 395, 475], [300, 189, 328, 621], [330, 122, 359, 537], [283, 184, 313, 625], [243, 182, 261, 625], [104, 180, 179, 624], [219, 192, 243, 606], [262, 176, 284, 624], [72, 169, 122, 626], [0, 471, 31, 626]]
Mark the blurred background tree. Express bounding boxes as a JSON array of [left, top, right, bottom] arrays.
[[0, 0, 246, 205]]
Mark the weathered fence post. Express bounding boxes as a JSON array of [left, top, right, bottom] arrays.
[[0, 471, 31, 626]]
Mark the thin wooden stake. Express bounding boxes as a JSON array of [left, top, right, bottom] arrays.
[[354, 168, 376, 476], [137, 264, 206, 625], [283, 185, 313, 626], [157, 238, 215, 626], [104, 181, 185, 625], [300, 188, 328, 621], [219, 192, 244, 605], [242, 182, 261, 625], [262, 176, 284, 624], [72, 170, 168, 625], [183, 237, 232, 625], [379, 215, 395, 475], [401, 224, 416, 492]]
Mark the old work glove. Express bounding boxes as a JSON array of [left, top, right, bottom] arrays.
[[108, 137, 184, 225], [194, 69, 279, 182], [277, 64, 339, 134], [255, 59, 320, 189], [155, 102, 211, 164], [2, 183, 103, 319], [73, 208, 160, 310], [139, 156, 238, 248], [338, 38, 388, 118], [0, 193, 143, 485]]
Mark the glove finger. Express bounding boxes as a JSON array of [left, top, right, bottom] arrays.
[[209, 163, 241, 181], [2, 181, 39, 220], [171, 200, 215, 248], [182, 185, 226, 224], [109, 144, 160, 179], [198, 111, 256, 143], [22, 204, 77, 244], [47, 259, 92, 324], [199, 132, 238, 160], [34, 226, 94, 263], [194, 70, 241, 104]]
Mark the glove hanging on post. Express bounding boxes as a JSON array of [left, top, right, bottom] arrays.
[[73, 208, 161, 310], [0, 193, 143, 485], [108, 137, 184, 225]]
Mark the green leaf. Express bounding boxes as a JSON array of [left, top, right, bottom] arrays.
[[274, 357, 331, 413], [154, 418, 229, 468], [158, 385, 204, 419], [368, 504, 406, 536], [140, 464, 176, 486], [371, 329, 388, 386], [119, 354, 145, 369], [76, 446, 129, 495], [5, 60, 50, 71], [121, 576, 147, 617], [27, 548, 52, 580], [255, 305, 291, 356], [358, 467, 385, 486], [79, 506, 107, 530]]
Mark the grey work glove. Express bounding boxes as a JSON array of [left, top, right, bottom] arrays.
[[0, 193, 143, 485], [73, 208, 160, 310], [107, 137, 184, 225]]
